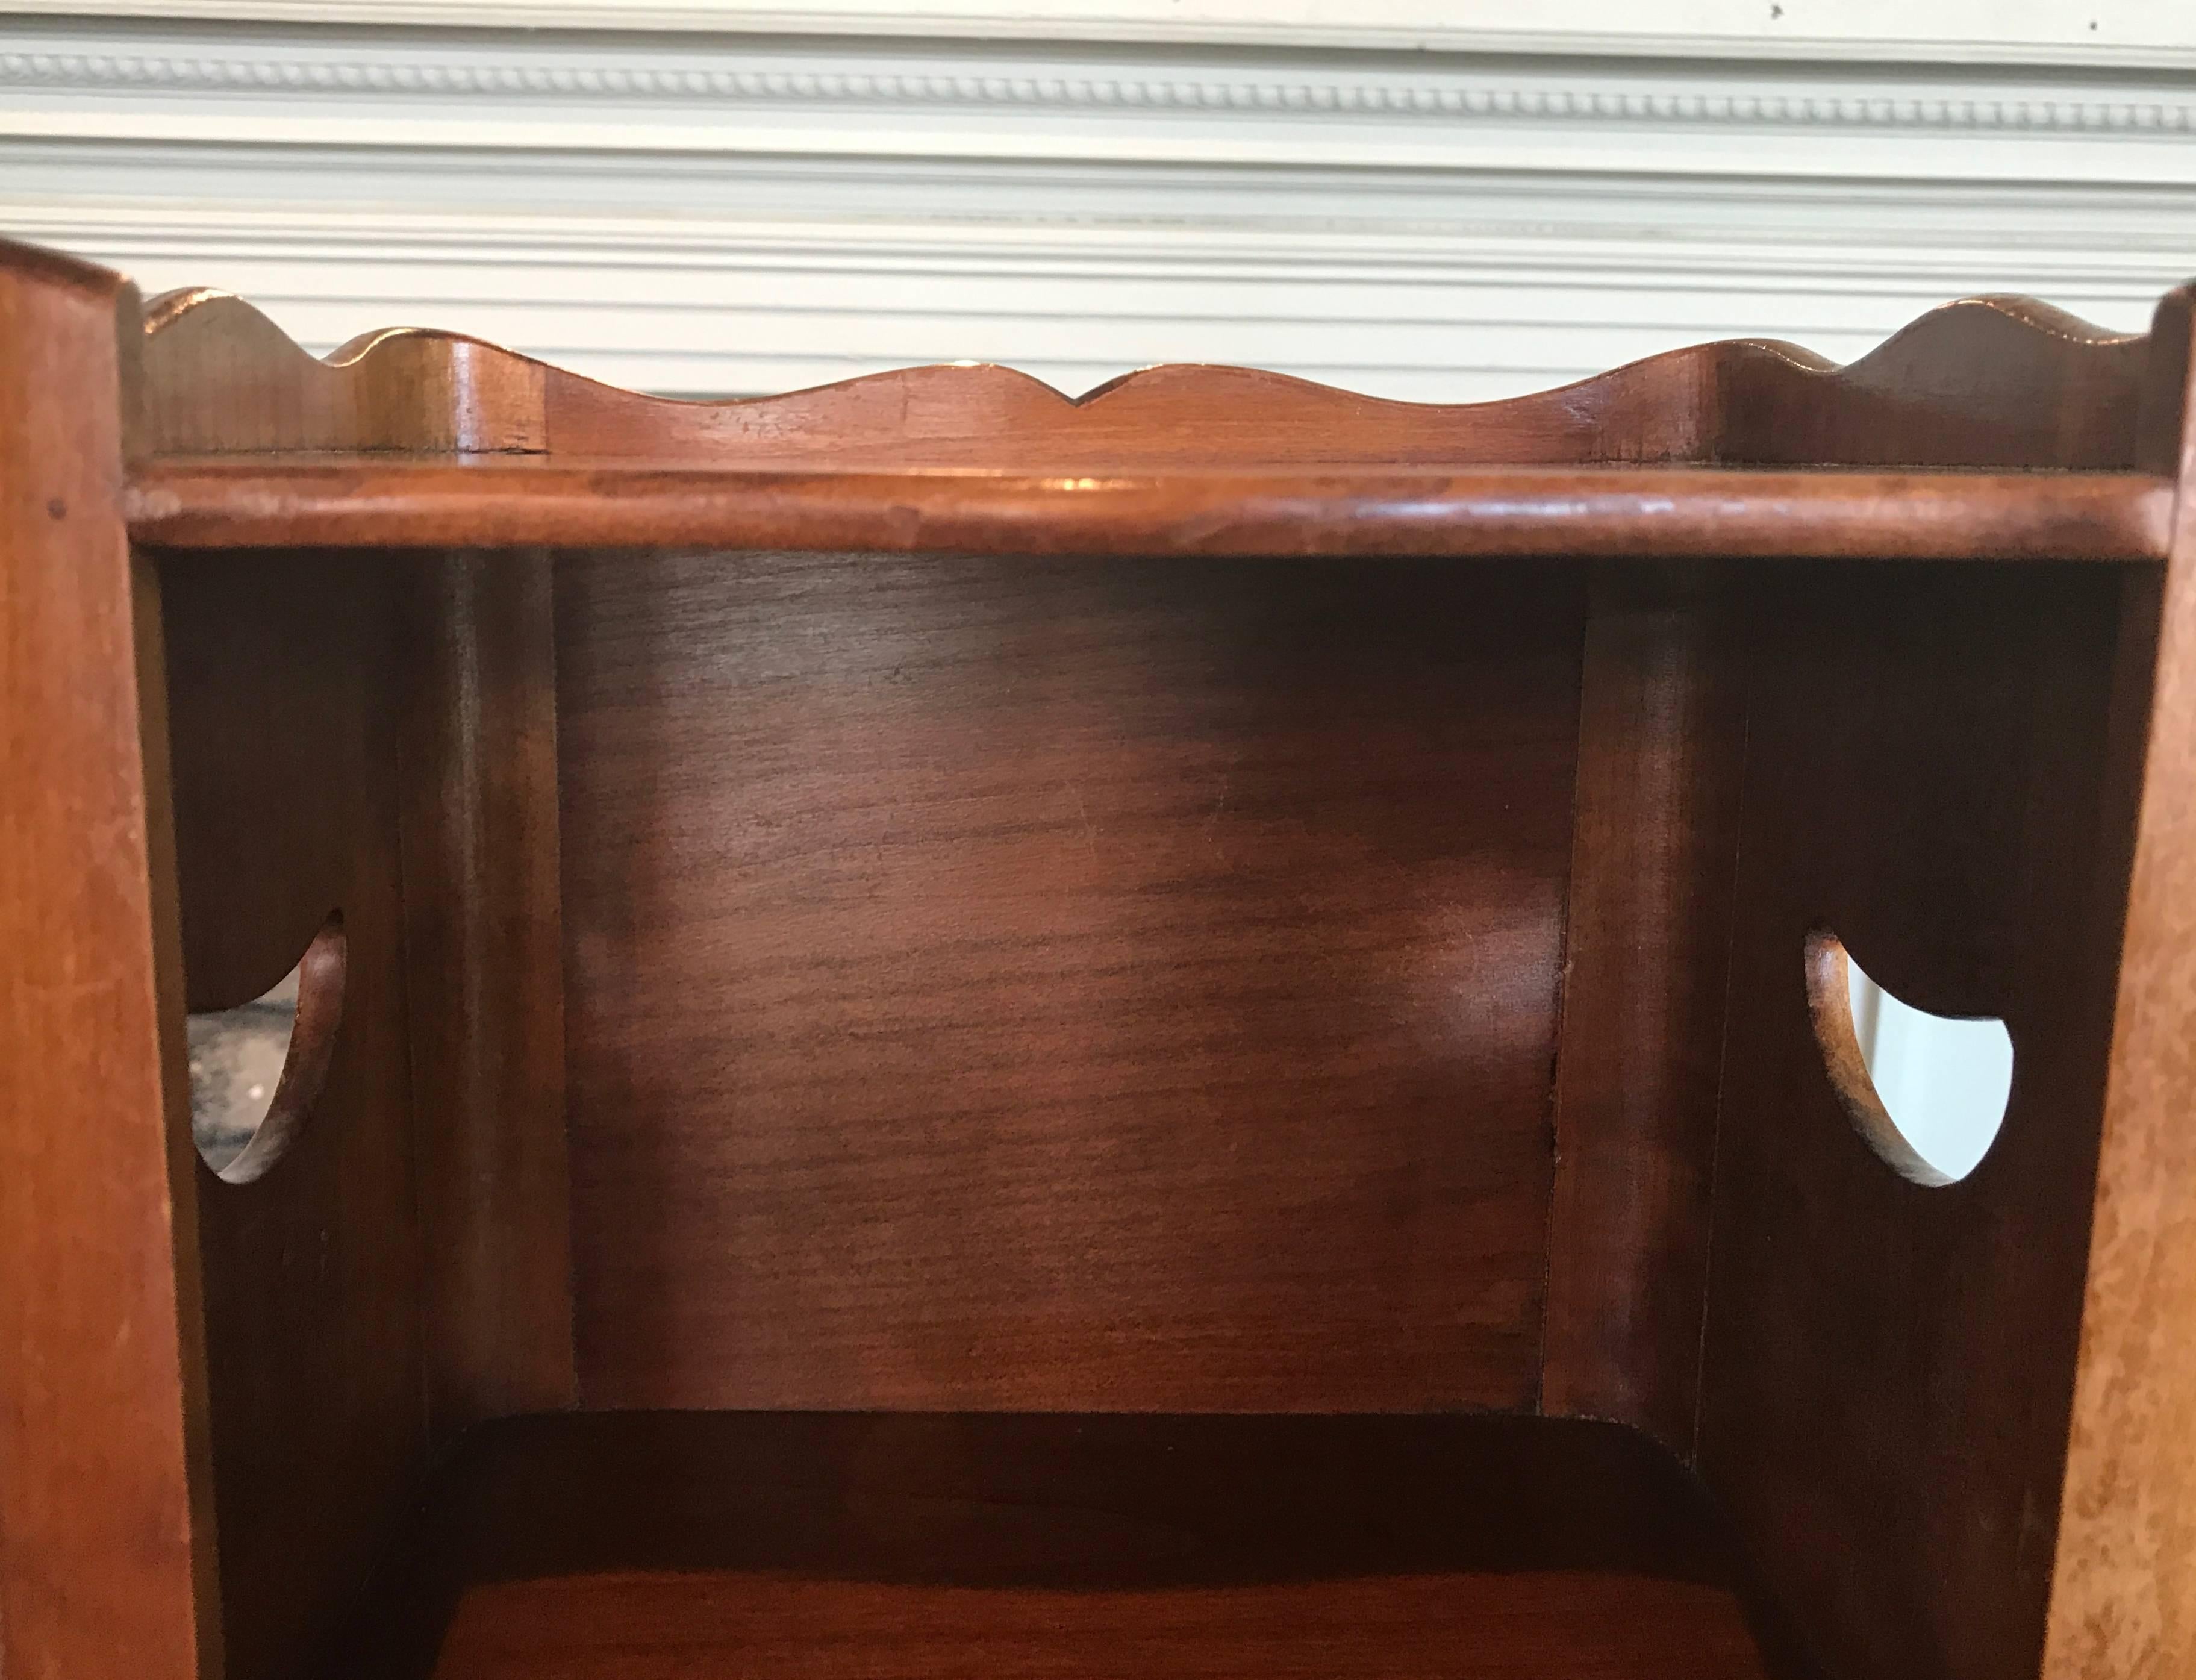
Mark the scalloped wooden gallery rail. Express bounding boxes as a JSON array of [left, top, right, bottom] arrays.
[[125, 283, 2189, 560], [139, 285, 2155, 473]]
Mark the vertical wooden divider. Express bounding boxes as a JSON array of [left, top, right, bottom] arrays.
[[1542, 564, 1745, 1451], [399, 551, 576, 1437], [139, 269, 572, 1443], [0, 246, 223, 1676]]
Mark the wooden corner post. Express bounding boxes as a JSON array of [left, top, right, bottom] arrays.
[[2042, 284, 2196, 1679], [0, 241, 222, 1678]]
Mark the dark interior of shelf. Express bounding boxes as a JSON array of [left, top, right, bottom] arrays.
[[328, 1412, 1819, 1680]]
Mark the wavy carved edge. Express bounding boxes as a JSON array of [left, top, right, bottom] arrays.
[[137, 277, 2173, 473]]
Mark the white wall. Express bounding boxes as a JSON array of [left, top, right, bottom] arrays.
[[3, 5, 2192, 399]]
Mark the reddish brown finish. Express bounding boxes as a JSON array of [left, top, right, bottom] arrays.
[[1541, 567, 1745, 1448], [537, 349, 1732, 467], [161, 552, 431, 1680], [141, 290, 546, 457], [138, 286, 2149, 474], [125, 458, 2171, 560], [0, 243, 222, 1680], [1718, 296, 2148, 470], [1697, 561, 2150, 1680], [430, 1572, 1761, 1680], [14, 234, 2196, 1680], [397, 552, 576, 1438], [329, 1413, 1806, 1680], [559, 550, 1580, 1411], [1801, 930, 1962, 1188], [2042, 284, 2196, 1680]]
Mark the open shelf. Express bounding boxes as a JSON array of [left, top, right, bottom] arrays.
[[19, 236, 2191, 1680], [333, 1414, 1812, 1680]]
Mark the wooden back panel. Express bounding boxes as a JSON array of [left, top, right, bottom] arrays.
[[558, 550, 1582, 1411]]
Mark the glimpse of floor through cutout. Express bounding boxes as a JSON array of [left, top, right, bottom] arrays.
[[1806, 932, 2012, 1186], [186, 913, 346, 1182]]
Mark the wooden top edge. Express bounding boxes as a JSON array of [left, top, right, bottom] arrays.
[[0, 235, 131, 302], [137, 281, 1800, 417], [139, 286, 2132, 415], [131, 276, 2176, 472], [123, 458, 2173, 561]]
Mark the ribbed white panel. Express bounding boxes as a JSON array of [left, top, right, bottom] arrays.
[[2, 15, 2190, 399]]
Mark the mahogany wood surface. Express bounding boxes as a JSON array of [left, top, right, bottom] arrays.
[[141, 290, 547, 457], [0, 242, 222, 1680], [428, 1572, 1756, 1680], [2042, 284, 2196, 1679], [1540, 567, 1745, 1449], [124, 458, 2172, 561], [19, 233, 2196, 1680], [1716, 296, 2147, 471], [161, 552, 431, 1680], [1697, 560, 2151, 1680], [558, 550, 1580, 1411], [396, 552, 576, 1440], [137, 284, 2146, 474], [328, 1412, 1810, 1680]]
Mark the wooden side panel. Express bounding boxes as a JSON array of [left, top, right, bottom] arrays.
[[1541, 568, 1746, 1449], [1698, 563, 2147, 1680], [398, 552, 576, 1438], [559, 551, 1582, 1412], [162, 552, 429, 1680], [0, 245, 220, 1680], [2042, 286, 2196, 1680]]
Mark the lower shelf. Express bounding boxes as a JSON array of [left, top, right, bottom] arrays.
[[334, 1413, 1813, 1680]]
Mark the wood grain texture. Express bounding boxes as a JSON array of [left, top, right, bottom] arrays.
[[0, 240, 222, 1680], [429, 1572, 1765, 1680], [1541, 567, 1745, 1450], [327, 1412, 1812, 1680], [125, 458, 2173, 561], [559, 551, 1582, 1411], [398, 551, 576, 1439], [1798, 929, 1960, 1188], [1697, 561, 2150, 1680], [21, 231, 2196, 1679], [1716, 296, 2149, 470], [136, 282, 2150, 473], [2041, 284, 2196, 1680], [539, 351, 1730, 467], [550, 296, 2147, 472], [141, 290, 545, 457], [161, 551, 429, 1680]]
